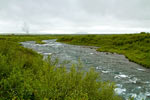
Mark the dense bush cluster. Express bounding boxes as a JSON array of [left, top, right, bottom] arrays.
[[57, 33, 150, 68], [0, 35, 122, 100]]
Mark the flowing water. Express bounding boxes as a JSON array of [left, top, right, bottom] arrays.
[[21, 39, 150, 100]]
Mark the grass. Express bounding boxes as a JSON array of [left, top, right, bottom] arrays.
[[0, 35, 123, 100], [57, 33, 150, 68], [35, 40, 46, 44], [0, 35, 57, 42]]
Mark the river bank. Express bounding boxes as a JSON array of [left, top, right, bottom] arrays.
[[57, 33, 150, 68]]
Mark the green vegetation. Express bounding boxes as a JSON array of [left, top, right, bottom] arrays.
[[0, 35, 57, 43], [0, 35, 122, 100], [57, 33, 150, 68], [35, 40, 46, 44]]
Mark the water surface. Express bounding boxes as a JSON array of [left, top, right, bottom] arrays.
[[21, 39, 150, 100]]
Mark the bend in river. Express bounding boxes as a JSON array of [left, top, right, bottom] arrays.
[[21, 39, 150, 100]]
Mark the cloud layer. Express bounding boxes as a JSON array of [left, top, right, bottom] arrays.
[[0, 0, 150, 34]]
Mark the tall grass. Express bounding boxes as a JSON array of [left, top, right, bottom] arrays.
[[0, 35, 122, 100]]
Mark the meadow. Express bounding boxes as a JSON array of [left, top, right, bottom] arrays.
[[0, 35, 123, 100], [57, 33, 150, 68]]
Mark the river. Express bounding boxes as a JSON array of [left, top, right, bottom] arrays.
[[21, 39, 150, 100]]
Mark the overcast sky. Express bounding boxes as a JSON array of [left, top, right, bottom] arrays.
[[0, 0, 150, 34]]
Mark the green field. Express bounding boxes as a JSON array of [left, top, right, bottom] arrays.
[[0, 35, 122, 100], [57, 33, 150, 68]]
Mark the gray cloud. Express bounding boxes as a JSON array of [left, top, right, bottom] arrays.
[[0, 0, 150, 34]]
